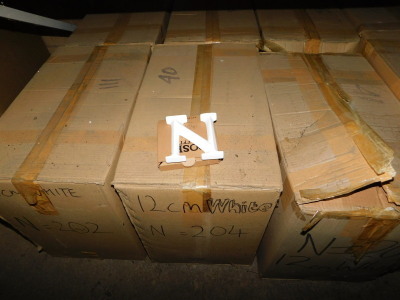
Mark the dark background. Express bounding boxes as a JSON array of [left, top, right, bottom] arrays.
[[1, 0, 399, 36], [2, 0, 400, 19]]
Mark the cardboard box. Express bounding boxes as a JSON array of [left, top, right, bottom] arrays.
[[1, 29, 49, 116], [65, 12, 169, 47], [113, 43, 282, 264], [361, 30, 400, 107], [257, 53, 400, 280], [256, 9, 360, 53], [164, 10, 261, 47], [0, 44, 151, 259], [344, 7, 400, 33]]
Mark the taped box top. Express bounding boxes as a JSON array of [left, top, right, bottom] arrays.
[[164, 10, 261, 46], [113, 43, 282, 264], [114, 44, 281, 191], [65, 12, 169, 47], [259, 52, 400, 206], [0, 44, 151, 259], [0, 45, 151, 186], [256, 9, 360, 53]]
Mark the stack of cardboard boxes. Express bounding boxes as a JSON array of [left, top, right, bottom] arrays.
[[1, 5, 400, 281]]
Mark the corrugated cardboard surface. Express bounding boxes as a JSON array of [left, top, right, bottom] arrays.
[[257, 53, 400, 280], [65, 12, 169, 47], [0, 44, 151, 259], [362, 30, 400, 108], [164, 10, 261, 46], [113, 43, 282, 264], [1, 29, 49, 116], [257, 9, 359, 53]]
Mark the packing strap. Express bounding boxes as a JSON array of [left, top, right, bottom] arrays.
[[182, 44, 213, 212]]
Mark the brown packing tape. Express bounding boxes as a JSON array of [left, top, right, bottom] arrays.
[[205, 11, 220, 44], [362, 38, 400, 102], [351, 218, 400, 262], [0, 130, 41, 144], [0, 130, 122, 145], [125, 135, 270, 153], [190, 45, 213, 116], [182, 44, 214, 213], [295, 10, 321, 54], [299, 54, 394, 201], [104, 13, 131, 45]]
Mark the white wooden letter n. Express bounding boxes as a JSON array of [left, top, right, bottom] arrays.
[[165, 113, 224, 163]]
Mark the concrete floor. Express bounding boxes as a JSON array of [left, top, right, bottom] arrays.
[[1, 223, 400, 300]]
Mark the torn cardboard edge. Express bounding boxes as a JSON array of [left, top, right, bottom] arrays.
[[260, 53, 396, 205], [300, 54, 395, 197], [300, 193, 400, 263], [157, 114, 223, 171]]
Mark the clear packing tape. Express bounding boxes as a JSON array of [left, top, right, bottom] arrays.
[[299, 54, 396, 201]]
